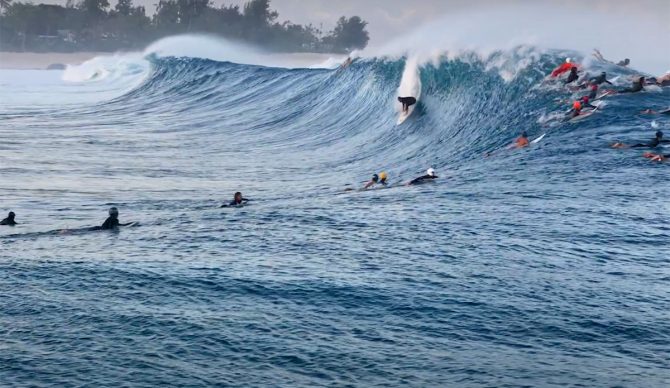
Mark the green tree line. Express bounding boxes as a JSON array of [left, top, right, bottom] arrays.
[[0, 0, 370, 53]]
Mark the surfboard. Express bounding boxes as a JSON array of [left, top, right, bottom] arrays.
[[531, 133, 546, 144], [397, 107, 415, 125], [575, 101, 604, 121], [595, 90, 616, 100], [396, 59, 422, 125]]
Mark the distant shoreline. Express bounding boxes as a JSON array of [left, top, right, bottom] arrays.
[[0, 52, 108, 70]]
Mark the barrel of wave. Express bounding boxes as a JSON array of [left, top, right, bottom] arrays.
[[396, 56, 422, 125]]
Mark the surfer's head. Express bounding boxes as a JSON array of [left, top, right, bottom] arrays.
[[109, 207, 119, 218], [427, 168, 436, 177], [234, 192, 243, 203], [379, 172, 388, 183], [565, 58, 571, 64], [656, 130, 663, 140], [521, 131, 528, 138], [371, 174, 379, 183], [7, 211, 15, 220]]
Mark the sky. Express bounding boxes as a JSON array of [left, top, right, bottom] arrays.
[[39, 0, 669, 72], [40, 0, 669, 47]]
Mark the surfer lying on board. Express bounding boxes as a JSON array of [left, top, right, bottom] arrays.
[[97, 207, 134, 230], [641, 108, 670, 115], [407, 168, 438, 186], [654, 72, 670, 87], [512, 131, 530, 149], [364, 172, 388, 189], [611, 131, 667, 149], [643, 152, 670, 162], [590, 72, 613, 86], [485, 131, 533, 157], [550, 58, 577, 78], [618, 76, 645, 94], [588, 84, 601, 99], [567, 100, 583, 119], [578, 96, 596, 109], [593, 49, 630, 67], [398, 97, 417, 113], [221, 192, 249, 207], [1, 211, 17, 226], [564, 67, 580, 84]]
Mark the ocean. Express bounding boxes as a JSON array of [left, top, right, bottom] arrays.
[[1, 41, 669, 387]]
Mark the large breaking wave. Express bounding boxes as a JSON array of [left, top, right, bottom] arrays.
[[54, 39, 668, 191]]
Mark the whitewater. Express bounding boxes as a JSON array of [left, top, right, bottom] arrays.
[[1, 30, 669, 386]]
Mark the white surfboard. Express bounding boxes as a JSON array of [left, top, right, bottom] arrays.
[[569, 101, 603, 122], [595, 90, 616, 100], [396, 57, 422, 125], [531, 133, 546, 144], [397, 106, 415, 125]]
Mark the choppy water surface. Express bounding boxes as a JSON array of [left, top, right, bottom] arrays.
[[1, 49, 669, 387]]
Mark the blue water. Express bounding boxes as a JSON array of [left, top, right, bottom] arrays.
[[1, 48, 669, 387]]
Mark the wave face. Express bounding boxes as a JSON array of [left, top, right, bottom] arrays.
[[1, 48, 669, 387]]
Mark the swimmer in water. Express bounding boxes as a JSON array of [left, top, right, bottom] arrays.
[[221, 192, 249, 207], [99, 207, 133, 230], [612, 130, 668, 149], [363, 172, 388, 189], [1, 211, 17, 226], [407, 168, 438, 185]]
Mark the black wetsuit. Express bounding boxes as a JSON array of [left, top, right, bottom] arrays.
[[0, 216, 17, 226], [590, 74, 612, 86], [398, 97, 417, 109], [587, 88, 598, 100], [619, 81, 644, 94], [630, 138, 670, 148], [408, 175, 438, 185], [222, 199, 249, 208], [565, 70, 579, 84], [100, 216, 120, 230]]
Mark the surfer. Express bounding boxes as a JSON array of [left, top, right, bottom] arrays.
[[579, 96, 596, 109], [640, 108, 670, 115], [340, 57, 353, 69], [221, 192, 249, 207], [618, 76, 645, 94], [407, 168, 438, 185], [363, 172, 388, 189], [398, 96, 417, 114], [643, 152, 670, 162], [612, 130, 667, 149], [98, 207, 133, 230], [1, 211, 17, 226], [565, 67, 580, 84], [617, 58, 631, 67], [655, 72, 670, 87], [590, 72, 613, 86], [513, 131, 530, 148], [567, 100, 583, 119], [550, 58, 576, 78], [593, 49, 629, 67]]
